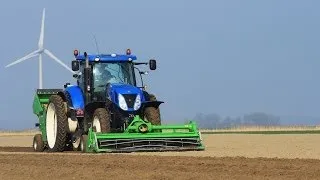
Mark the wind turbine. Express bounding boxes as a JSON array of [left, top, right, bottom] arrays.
[[5, 8, 73, 89]]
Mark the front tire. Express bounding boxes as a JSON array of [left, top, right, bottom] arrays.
[[144, 94, 161, 125], [92, 108, 111, 133], [46, 95, 68, 152]]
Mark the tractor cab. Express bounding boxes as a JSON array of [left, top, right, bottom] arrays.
[[71, 49, 156, 103]]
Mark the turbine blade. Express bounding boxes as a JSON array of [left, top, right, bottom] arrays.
[[44, 49, 73, 73], [38, 8, 45, 49], [5, 50, 40, 68]]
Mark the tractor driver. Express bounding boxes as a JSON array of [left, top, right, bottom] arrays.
[[94, 64, 117, 86], [101, 69, 117, 84]]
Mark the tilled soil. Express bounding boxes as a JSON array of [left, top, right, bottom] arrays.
[[2, 134, 320, 159], [0, 147, 320, 180], [1, 134, 320, 179]]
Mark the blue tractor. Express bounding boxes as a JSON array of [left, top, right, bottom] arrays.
[[32, 49, 204, 153], [33, 49, 163, 152]]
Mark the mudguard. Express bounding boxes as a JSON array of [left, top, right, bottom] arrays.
[[142, 101, 164, 109], [64, 85, 85, 110]]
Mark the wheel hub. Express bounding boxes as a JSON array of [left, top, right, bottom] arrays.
[[93, 116, 101, 132]]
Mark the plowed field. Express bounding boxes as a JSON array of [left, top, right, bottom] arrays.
[[1, 134, 320, 180]]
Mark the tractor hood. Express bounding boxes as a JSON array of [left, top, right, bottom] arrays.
[[106, 83, 145, 111]]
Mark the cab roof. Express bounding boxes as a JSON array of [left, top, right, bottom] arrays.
[[76, 54, 137, 62]]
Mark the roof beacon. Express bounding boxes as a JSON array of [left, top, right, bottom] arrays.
[[126, 49, 131, 55], [74, 49, 79, 57]]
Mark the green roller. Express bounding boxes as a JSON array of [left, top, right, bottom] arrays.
[[82, 115, 205, 153]]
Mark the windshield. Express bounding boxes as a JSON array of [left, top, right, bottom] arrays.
[[92, 62, 136, 91]]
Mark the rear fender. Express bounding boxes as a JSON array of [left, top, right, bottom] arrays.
[[64, 85, 85, 110]]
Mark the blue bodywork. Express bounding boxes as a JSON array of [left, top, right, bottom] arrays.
[[64, 85, 85, 109], [107, 83, 146, 111], [65, 83, 145, 112], [65, 53, 146, 113], [76, 54, 137, 62]]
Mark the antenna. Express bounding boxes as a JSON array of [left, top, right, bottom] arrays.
[[93, 34, 100, 55]]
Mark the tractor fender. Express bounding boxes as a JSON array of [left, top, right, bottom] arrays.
[[142, 91, 164, 108], [142, 101, 164, 109], [57, 85, 85, 133], [64, 85, 85, 110]]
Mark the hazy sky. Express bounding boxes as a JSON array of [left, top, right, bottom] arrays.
[[1, 0, 320, 129]]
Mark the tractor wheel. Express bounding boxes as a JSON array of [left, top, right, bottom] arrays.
[[144, 94, 161, 125], [33, 134, 44, 152], [64, 134, 80, 151], [92, 108, 111, 133], [72, 137, 81, 151], [46, 95, 68, 152], [80, 134, 88, 153]]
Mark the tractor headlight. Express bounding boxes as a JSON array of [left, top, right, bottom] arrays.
[[118, 94, 128, 110], [134, 94, 141, 110]]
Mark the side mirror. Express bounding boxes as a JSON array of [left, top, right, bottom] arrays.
[[149, 59, 156, 70], [72, 60, 80, 71]]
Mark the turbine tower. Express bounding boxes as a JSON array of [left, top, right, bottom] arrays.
[[5, 8, 73, 89]]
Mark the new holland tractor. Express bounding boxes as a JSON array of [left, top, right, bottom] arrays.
[[32, 49, 204, 153]]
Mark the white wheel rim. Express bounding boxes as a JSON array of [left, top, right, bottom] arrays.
[[46, 103, 57, 149], [33, 140, 37, 150], [73, 137, 81, 149], [144, 115, 148, 121], [68, 117, 78, 133], [80, 137, 85, 152], [93, 116, 101, 132]]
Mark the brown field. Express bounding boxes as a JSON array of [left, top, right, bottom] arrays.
[[201, 125, 320, 132], [1, 133, 320, 179]]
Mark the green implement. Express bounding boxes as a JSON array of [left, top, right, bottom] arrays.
[[82, 116, 205, 153], [32, 89, 63, 143]]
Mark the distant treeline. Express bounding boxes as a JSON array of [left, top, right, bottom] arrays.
[[192, 112, 281, 129]]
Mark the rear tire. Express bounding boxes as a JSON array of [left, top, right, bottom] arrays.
[[92, 108, 111, 133], [46, 95, 68, 152], [144, 94, 161, 125], [33, 134, 44, 152]]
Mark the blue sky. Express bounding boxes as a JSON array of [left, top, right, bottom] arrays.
[[1, 0, 320, 129]]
